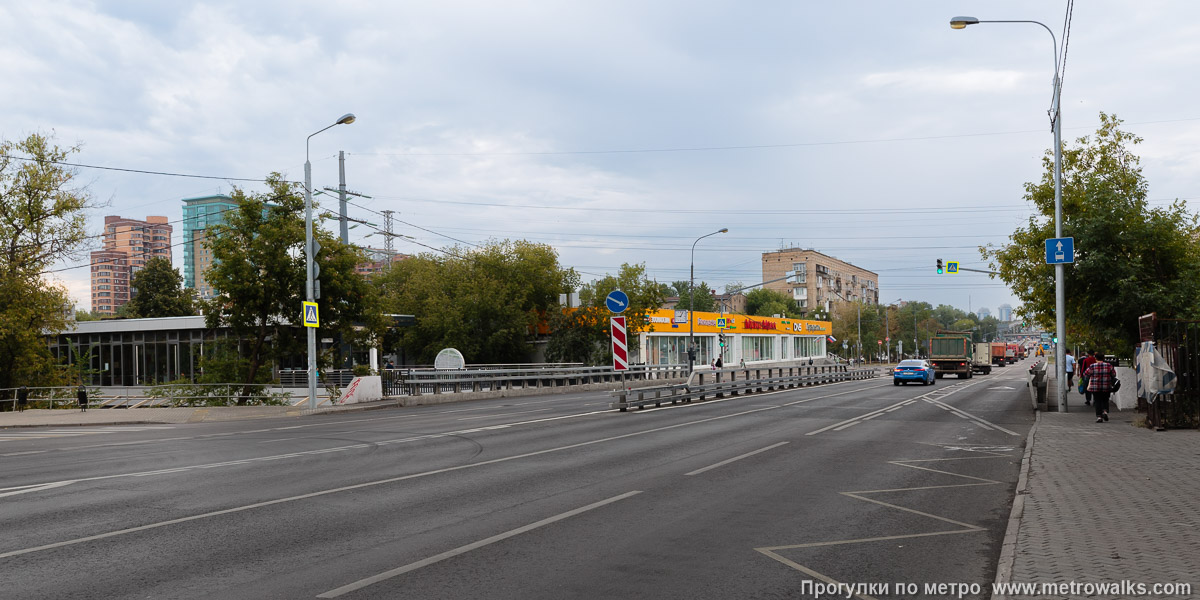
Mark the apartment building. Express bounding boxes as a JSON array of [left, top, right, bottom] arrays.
[[182, 194, 238, 300], [355, 247, 408, 279], [90, 215, 172, 316], [761, 248, 878, 316]]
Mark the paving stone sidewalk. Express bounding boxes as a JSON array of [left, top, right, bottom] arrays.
[[1006, 404, 1200, 599]]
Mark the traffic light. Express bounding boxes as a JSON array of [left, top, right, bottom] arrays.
[[936, 259, 944, 274], [1052, 336, 1059, 344], [718, 333, 726, 348]]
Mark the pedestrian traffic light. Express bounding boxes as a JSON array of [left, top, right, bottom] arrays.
[[1052, 336, 1059, 344], [936, 259, 944, 274]]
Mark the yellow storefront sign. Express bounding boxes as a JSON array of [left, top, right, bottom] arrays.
[[643, 309, 830, 336]]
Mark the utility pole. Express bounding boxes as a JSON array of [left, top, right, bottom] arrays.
[[338, 151, 349, 244], [382, 210, 395, 255], [884, 305, 890, 363]]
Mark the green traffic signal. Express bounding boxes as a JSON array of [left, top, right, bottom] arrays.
[[936, 258, 944, 274]]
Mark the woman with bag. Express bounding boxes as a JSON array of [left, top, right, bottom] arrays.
[[1083, 358, 1117, 423]]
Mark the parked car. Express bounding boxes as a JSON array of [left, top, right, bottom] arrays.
[[894, 359, 936, 386]]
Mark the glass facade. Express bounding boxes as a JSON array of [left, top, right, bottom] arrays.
[[742, 335, 775, 362], [182, 195, 238, 297]]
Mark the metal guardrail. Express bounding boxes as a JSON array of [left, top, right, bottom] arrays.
[[0, 384, 296, 410], [609, 365, 878, 411], [385, 364, 689, 397]]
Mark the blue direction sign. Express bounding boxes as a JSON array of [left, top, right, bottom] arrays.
[[605, 290, 629, 314], [1045, 237, 1075, 264]]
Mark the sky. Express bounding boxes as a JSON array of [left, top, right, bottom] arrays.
[[3, 0, 1198, 316]]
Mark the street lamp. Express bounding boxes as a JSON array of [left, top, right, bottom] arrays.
[[689, 228, 728, 372], [950, 16, 1067, 411], [305, 113, 355, 410]]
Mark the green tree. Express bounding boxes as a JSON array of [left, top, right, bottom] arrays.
[[124, 256, 195, 318], [982, 113, 1200, 351], [546, 263, 664, 365], [203, 175, 379, 403], [669, 280, 716, 312], [0, 134, 92, 390], [378, 240, 573, 364], [745, 288, 801, 318]]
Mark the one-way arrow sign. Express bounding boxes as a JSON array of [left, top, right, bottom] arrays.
[[1045, 237, 1074, 264]]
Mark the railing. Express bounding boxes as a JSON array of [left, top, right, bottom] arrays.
[[384, 364, 689, 397], [0, 384, 297, 410], [609, 365, 878, 411]]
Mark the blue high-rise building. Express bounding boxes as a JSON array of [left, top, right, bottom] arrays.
[[182, 194, 237, 299]]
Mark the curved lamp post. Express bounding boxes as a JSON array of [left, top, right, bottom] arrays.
[[305, 113, 356, 410], [951, 16, 1067, 411], [689, 228, 728, 372]]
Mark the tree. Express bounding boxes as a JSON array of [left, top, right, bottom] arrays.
[[669, 280, 716, 313], [745, 288, 801, 318], [378, 240, 574, 364], [546, 263, 664, 365], [0, 134, 93, 390], [123, 256, 195, 318], [203, 175, 379, 403], [982, 113, 1200, 352]]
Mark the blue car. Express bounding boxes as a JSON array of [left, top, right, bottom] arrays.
[[894, 359, 935, 386]]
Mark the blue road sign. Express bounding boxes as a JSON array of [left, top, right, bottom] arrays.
[[1045, 237, 1075, 264], [605, 290, 629, 313], [302, 301, 319, 328], [946, 261, 959, 274]]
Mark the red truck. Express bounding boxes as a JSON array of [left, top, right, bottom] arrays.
[[1005, 343, 1019, 365], [990, 342, 1007, 367]]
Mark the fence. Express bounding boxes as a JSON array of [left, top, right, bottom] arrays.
[[381, 363, 688, 397], [610, 365, 877, 411], [0, 384, 294, 410], [1148, 319, 1200, 428]]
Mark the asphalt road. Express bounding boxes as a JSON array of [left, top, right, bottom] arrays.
[[0, 362, 1036, 599]]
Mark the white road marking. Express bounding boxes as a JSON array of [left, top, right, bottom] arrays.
[[317, 491, 643, 598], [456, 408, 553, 421], [685, 442, 788, 476], [921, 397, 1020, 436]]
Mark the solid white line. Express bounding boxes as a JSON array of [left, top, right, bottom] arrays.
[[805, 400, 908, 436], [923, 398, 1020, 436], [685, 442, 789, 476], [456, 408, 553, 420], [0, 450, 47, 456], [316, 491, 643, 598], [257, 438, 297, 444], [833, 421, 861, 431]]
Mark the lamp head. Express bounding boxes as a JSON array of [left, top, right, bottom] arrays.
[[718, 228, 729, 233], [336, 113, 356, 125], [950, 16, 979, 29]]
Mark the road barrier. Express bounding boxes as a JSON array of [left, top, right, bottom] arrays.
[[1027, 359, 1049, 410], [609, 365, 878, 411], [386, 364, 689, 397]]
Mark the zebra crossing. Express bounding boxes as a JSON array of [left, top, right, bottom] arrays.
[[0, 426, 176, 443]]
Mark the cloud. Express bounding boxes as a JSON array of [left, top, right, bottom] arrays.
[[860, 68, 1030, 95]]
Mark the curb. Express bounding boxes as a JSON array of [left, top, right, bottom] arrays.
[[993, 409, 1040, 597], [0, 420, 168, 429]]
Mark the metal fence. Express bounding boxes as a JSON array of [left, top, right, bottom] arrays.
[[1149, 319, 1200, 428], [610, 365, 877, 411], [381, 364, 688, 397], [0, 384, 295, 410]]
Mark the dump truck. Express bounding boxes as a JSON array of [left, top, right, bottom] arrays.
[[929, 330, 973, 379], [971, 343, 993, 375], [1006, 343, 1019, 365], [990, 342, 1007, 367]]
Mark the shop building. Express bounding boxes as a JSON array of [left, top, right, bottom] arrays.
[[639, 309, 830, 367]]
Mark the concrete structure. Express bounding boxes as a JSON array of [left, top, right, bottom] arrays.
[[761, 248, 878, 316], [182, 194, 238, 300], [90, 215, 172, 316]]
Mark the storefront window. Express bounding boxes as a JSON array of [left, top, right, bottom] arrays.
[[741, 336, 774, 362]]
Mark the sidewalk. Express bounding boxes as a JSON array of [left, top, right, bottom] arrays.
[[999, 388, 1200, 598], [0, 398, 406, 428]]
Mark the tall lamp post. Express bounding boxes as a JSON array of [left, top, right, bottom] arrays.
[[951, 16, 1066, 411], [689, 228, 728, 372], [305, 113, 356, 410]]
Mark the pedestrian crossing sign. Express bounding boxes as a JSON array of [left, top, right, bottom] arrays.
[[946, 261, 959, 274], [302, 301, 319, 328]]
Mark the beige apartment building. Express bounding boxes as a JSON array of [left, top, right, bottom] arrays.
[[761, 248, 878, 316], [90, 215, 172, 316]]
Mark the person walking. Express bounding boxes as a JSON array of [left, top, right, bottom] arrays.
[[1077, 350, 1098, 406], [715, 355, 723, 369], [16, 386, 29, 412], [77, 386, 88, 413], [1063, 349, 1076, 388], [1083, 357, 1116, 422]]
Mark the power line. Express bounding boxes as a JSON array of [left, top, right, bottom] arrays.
[[0, 153, 278, 183]]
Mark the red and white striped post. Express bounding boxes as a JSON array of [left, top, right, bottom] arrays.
[[611, 316, 628, 371]]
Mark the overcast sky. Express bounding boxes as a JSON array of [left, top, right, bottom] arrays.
[[4, 1, 1198, 316]]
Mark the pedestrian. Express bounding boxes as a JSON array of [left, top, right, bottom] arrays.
[[77, 386, 88, 413], [1077, 350, 1098, 406], [715, 355, 723, 369], [1063, 349, 1076, 388], [1083, 357, 1116, 422], [16, 386, 28, 412]]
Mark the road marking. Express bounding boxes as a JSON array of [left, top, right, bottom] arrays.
[[922, 397, 1020, 436], [0, 481, 75, 499], [685, 442, 788, 476], [755, 450, 1014, 600], [0, 450, 47, 456], [805, 381, 982, 436], [456, 408, 553, 420], [257, 438, 298, 444], [316, 491, 643, 598]]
